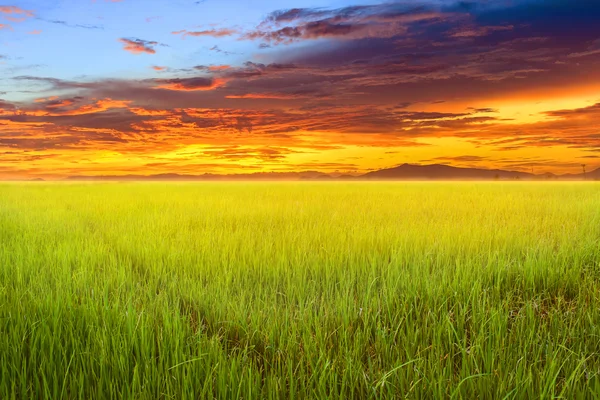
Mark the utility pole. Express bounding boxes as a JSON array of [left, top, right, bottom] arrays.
[[582, 164, 587, 181]]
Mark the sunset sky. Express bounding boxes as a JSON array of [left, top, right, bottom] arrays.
[[0, 0, 599, 178]]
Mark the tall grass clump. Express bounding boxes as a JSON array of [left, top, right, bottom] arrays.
[[1, 182, 600, 398]]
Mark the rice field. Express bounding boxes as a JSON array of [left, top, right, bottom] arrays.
[[1, 182, 600, 399]]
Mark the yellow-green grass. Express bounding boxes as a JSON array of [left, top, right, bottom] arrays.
[[1, 182, 600, 399]]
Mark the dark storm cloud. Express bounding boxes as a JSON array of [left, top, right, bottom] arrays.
[[234, 0, 600, 89]]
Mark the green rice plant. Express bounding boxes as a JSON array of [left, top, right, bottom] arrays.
[[1, 182, 599, 399]]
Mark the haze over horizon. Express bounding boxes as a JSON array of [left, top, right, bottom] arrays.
[[0, 0, 599, 179]]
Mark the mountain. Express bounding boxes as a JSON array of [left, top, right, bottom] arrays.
[[559, 168, 600, 181], [65, 171, 334, 181], [358, 164, 535, 180], [63, 164, 597, 181]]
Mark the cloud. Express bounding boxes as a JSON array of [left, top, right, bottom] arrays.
[[568, 39, 600, 58], [37, 18, 103, 30], [173, 28, 238, 38], [119, 38, 160, 54], [0, 6, 34, 17], [426, 155, 488, 163], [208, 45, 236, 55], [3, 64, 46, 74], [0, 87, 597, 175], [544, 103, 600, 119], [154, 77, 227, 91], [192, 64, 232, 73], [467, 108, 498, 113], [226, 93, 311, 99], [450, 25, 514, 38], [241, 3, 450, 44], [11, 69, 597, 152], [0, 96, 131, 117], [0, 99, 17, 110], [3, 0, 600, 177], [200, 146, 299, 161]]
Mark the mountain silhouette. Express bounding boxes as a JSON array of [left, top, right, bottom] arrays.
[[63, 164, 599, 181], [560, 167, 600, 181], [359, 164, 533, 180]]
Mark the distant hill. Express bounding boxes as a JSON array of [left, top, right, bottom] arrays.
[[358, 164, 535, 180], [63, 164, 598, 181], [559, 168, 600, 181], [65, 171, 334, 181]]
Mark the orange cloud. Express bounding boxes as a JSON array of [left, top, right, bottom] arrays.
[[155, 77, 227, 91], [2, 98, 131, 117], [119, 38, 158, 54], [0, 6, 33, 31], [152, 66, 166, 71], [50, 99, 131, 116], [226, 93, 310, 99], [172, 28, 238, 38], [208, 65, 231, 72], [0, 6, 34, 17], [28, 29, 41, 34], [45, 99, 77, 109], [34, 96, 59, 103], [128, 107, 172, 116], [0, 98, 597, 178]]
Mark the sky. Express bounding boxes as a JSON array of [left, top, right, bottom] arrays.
[[0, 0, 599, 178]]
